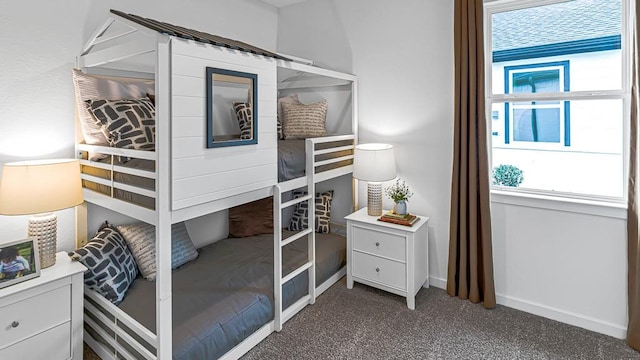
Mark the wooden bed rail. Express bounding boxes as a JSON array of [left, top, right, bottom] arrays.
[[84, 289, 157, 360], [77, 144, 158, 224]]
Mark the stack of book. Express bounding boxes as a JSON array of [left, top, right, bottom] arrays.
[[377, 211, 419, 226]]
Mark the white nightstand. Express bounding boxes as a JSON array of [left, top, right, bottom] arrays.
[[346, 207, 429, 310], [0, 252, 86, 359]]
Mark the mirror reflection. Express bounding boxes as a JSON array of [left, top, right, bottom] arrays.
[[206, 67, 258, 148]]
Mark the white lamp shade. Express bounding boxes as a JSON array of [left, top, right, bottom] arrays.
[[353, 143, 397, 182], [0, 159, 83, 215]]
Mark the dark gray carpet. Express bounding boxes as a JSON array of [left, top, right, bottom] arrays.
[[242, 278, 639, 360], [84, 278, 639, 359]]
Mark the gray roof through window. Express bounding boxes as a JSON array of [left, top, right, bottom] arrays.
[[492, 0, 622, 51]]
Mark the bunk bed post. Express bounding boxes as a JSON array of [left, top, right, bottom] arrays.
[[352, 79, 359, 212], [75, 204, 88, 248], [273, 185, 283, 332], [305, 139, 316, 305], [155, 34, 173, 360], [74, 95, 88, 249]]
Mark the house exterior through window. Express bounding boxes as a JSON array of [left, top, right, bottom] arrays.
[[486, 0, 629, 200], [504, 61, 570, 146]]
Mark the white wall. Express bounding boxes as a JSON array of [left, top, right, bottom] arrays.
[[277, 0, 454, 296], [492, 199, 627, 338], [278, 0, 628, 339], [0, 0, 278, 251]]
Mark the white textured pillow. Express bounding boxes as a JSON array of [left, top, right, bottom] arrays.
[[72, 69, 155, 158], [277, 94, 301, 140], [282, 100, 328, 140], [117, 222, 198, 281]]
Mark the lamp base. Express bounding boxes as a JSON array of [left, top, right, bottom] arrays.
[[367, 182, 383, 216], [28, 213, 57, 268]]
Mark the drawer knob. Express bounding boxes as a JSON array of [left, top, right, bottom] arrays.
[[376, 267, 380, 273], [375, 242, 380, 247], [10, 321, 19, 328]]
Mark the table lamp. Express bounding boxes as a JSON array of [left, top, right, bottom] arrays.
[[353, 144, 396, 216], [0, 159, 83, 268]]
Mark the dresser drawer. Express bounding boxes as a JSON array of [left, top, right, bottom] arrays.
[[0, 321, 71, 360], [352, 251, 406, 290], [0, 285, 70, 348], [352, 225, 406, 262]]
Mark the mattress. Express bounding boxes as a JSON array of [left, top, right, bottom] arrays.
[[117, 231, 346, 360]]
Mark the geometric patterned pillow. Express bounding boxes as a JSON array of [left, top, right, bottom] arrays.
[[282, 100, 328, 140], [233, 102, 253, 140], [71, 69, 155, 148], [68, 224, 138, 305], [276, 114, 283, 140], [116, 221, 198, 281], [288, 190, 333, 233], [86, 98, 156, 151]]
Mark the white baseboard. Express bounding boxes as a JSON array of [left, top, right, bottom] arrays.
[[425, 276, 626, 339], [429, 276, 447, 290], [496, 293, 627, 339]]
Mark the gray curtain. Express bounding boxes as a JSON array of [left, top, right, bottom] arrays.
[[627, 0, 640, 351], [447, 0, 496, 309]]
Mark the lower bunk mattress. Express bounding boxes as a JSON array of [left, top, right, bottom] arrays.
[[116, 231, 346, 360]]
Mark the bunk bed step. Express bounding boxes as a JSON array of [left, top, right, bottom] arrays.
[[80, 159, 156, 180], [281, 194, 312, 209], [81, 173, 156, 198], [314, 154, 354, 168], [77, 144, 157, 161], [315, 166, 354, 184], [113, 182, 156, 198], [282, 261, 313, 284], [313, 145, 354, 156], [281, 228, 313, 247]]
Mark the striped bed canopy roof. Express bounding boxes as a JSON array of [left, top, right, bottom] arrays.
[[110, 9, 291, 61]]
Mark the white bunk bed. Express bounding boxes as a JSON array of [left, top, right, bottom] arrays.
[[74, 10, 357, 360]]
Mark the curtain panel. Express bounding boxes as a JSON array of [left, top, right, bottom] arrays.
[[627, 0, 640, 351], [447, 0, 496, 309]]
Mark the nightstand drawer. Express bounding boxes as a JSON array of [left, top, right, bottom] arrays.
[[0, 321, 71, 359], [352, 225, 406, 262], [352, 251, 406, 290], [0, 285, 70, 347]]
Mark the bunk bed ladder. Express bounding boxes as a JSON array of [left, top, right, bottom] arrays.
[[273, 182, 316, 332]]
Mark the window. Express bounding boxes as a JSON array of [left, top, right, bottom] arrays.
[[486, 0, 630, 200], [504, 61, 570, 146]]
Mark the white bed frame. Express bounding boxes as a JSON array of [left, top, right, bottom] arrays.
[[75, 10, 358, 360]]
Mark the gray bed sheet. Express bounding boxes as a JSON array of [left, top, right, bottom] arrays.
[[278, 140, 306, 182], [118, 231, 346, 360]]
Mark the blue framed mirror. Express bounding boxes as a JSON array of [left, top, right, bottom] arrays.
[[206, 67, 258, 148]]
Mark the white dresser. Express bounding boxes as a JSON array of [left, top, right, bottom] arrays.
[[0, 252, 86, 359], [346, 207, 429, 309]]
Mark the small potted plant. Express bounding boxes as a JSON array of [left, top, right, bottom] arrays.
[[492, 164, 524, 187], [385, 179, 414, 215]]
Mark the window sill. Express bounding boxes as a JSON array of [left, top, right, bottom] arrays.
[[490, 189, 627, 219]]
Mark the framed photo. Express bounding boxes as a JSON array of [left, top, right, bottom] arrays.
[[0, 237, 40, 289]]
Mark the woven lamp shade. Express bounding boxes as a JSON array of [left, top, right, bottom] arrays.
[[0, 159, 83, 268]]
